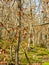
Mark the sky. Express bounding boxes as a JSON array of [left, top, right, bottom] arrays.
[[23, 0, 41, 11]]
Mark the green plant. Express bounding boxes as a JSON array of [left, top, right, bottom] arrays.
[[42, 62, 49, 65]]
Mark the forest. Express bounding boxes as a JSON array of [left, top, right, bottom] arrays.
[[0, 0, 49, 65]]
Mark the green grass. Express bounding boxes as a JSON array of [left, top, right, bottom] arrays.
[[19, 45, 49, 64], [1, 40, 49, 64], [42, 62, 49, 65]]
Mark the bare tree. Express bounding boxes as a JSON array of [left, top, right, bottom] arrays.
[[15, 0, 21, 65]]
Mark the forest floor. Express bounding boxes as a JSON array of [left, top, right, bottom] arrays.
[[19, 44, 49, 65], [0, 40, 49, 65]]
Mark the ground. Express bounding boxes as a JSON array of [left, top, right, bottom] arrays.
[[0, 40, 49, 65]]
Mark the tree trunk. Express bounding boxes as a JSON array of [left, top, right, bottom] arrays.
[[10, 45, 12, 61], [28, 0, 32, 50], [15, 0, 21, 65]]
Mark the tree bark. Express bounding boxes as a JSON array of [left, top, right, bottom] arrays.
[[15, 0, 21, 65]]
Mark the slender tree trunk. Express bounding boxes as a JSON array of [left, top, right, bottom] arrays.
[[15, 0, 21, 65], [28, 0, 32, 50], [10, 45, 13, 61], [22, 46, 31, 65], [28, 35, 30, 50]]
